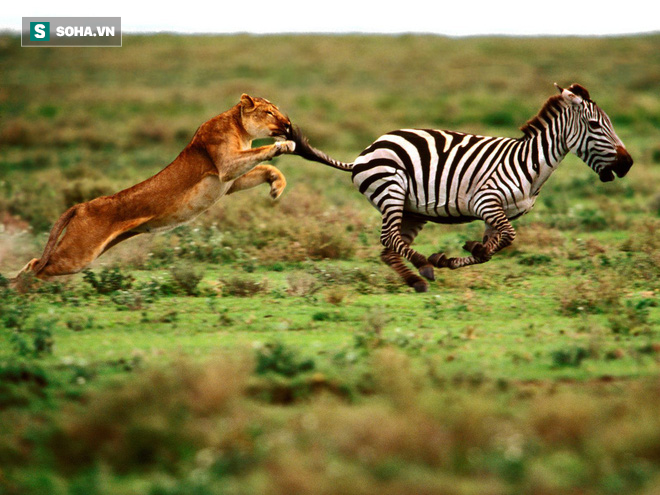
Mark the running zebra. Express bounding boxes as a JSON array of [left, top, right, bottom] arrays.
[[289, 83, 633, 292]]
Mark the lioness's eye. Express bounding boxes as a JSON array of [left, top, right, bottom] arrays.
[[266, 111, 274, 117]]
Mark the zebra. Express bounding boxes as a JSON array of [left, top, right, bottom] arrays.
[[289, 83, 633, 292]]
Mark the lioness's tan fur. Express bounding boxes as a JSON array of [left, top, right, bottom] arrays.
[[16, 94, 295, 280]]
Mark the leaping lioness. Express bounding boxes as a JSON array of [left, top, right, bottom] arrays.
[[15, 94, 296, 280]]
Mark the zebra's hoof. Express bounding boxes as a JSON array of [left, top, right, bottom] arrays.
[[463, 241, 487, 259], [418, 264, 435, 281], [429, 253, 448, 268], [412, 280, 429, 293]]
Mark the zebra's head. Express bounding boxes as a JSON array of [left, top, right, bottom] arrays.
[[557, 83, 633, 182]]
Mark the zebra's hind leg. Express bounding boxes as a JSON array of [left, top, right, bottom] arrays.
[[380, 217, 428, 292], [381, 248, 430, 292], [379, 204, 435, 284]]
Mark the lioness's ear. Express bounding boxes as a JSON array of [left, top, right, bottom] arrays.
[[240, 94, 256, 112]]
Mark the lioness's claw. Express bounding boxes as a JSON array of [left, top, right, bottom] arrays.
[[276, 140, 296, 154]]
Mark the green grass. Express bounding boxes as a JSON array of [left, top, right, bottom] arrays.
[[0, 33, 659, 494]]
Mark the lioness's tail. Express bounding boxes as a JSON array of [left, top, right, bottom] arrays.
[[29, 205, 78, 275], [288, 126, 354, 172]]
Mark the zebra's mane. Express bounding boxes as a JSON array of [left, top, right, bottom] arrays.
[[519, 94, 564, 137], [519, 84, 592, 138]]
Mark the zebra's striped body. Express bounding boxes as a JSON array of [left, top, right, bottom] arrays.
[[290, 84, 633, 292], [353, 130, 544, 223]]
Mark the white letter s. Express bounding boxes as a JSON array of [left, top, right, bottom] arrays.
[[34, 24, 46, 39]]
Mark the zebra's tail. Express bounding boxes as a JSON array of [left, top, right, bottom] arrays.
[[288, 125, 354, 172]]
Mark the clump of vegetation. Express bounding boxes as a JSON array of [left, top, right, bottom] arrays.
[[0, 361, 50, 408], [1, 284, 57, 358], [64, 314, 95, 332], [220, 276, 268, 297], [110, 289, 146, 311], [286, 272, 320, 297], [557, 274, 623, 316], [9, 316, 57, 358], [82, 267, 134, 294], [255, 341, 315, 377], [170, 263, 205, 296], [325, 286, 347, 305], [550, 345, 591, 368], [0, 290, 32, 330], [608, 299, 655, 335]]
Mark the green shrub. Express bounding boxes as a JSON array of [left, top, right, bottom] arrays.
[[550, 346, 591, 368], [608, 299, 654, 335], [110, 290, 146, 311], [10, 316, 57, 357], [255, 342, 315, 378], [220, 276, 268, 297], [170, 264, 204, 296], [0, 361, 49, 408], [286, 273, 320, 297], [0, 296, 32, 330], [82, 267, 134, 294]]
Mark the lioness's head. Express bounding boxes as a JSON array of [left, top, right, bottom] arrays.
[[240, 94, 291, 140]]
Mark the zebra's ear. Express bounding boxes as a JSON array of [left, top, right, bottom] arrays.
[[555, 83, 583, 107]]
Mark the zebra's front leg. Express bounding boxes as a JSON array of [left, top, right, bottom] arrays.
[[428, 224, 493, 269], [462, 223, 499, 261], [448, 214, 515, 268], [430, 214, 515, 270], [467, 213, 516, 259], [428, 252, 482, 270]]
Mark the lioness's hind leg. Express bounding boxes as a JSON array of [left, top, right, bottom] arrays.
[[38, 208, 151, 278], [227, 165, 286, 199], [12, 259, 40, 283]]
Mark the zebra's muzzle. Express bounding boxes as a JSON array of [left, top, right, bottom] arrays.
[[612, 146, 633, 178], [599, 146, 633, 182]]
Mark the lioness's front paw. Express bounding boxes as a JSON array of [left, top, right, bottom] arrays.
[[269, 173, 287, 200], [274, 140, 296, 155]]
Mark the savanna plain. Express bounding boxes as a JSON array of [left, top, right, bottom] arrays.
[[0, 34, 659, 494]]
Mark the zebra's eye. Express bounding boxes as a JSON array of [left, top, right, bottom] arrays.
[[588, 120, 601, 131]]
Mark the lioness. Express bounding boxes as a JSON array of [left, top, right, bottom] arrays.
[[15, 94, 296, 280]]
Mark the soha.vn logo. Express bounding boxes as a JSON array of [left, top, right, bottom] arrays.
[[30, 22, 50, 41], [29, 21, 116, 40], [23, 17, 121, 47]]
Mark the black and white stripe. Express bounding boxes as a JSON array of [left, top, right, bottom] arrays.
[[290, 83, 633, 292]]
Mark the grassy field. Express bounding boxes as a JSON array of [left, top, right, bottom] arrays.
[[0, 33, 659, 494]]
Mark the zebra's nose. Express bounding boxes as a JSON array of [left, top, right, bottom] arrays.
[[613, 146, 633, 178]]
